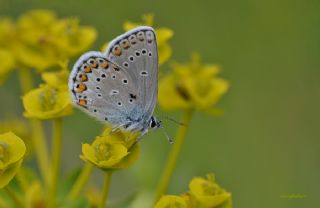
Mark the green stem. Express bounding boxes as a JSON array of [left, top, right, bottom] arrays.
[[17, 68, 33, 94], [67, 163, 94, 201], [30, 119, 50, 185], [4, 186, 25, 208], [154, 110, 193, 203], [99, 172, 112, 208], [15, 169, 28, 193], [18, 69, 50, 186], [47, 118, 63, 208]]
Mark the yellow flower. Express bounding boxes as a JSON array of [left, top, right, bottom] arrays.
[[0, 49, 15, 85], [123, 14, 173, 65], [52, 18, 97, 58], [101, 127, 139, 149], [154, 195, 189, 208], [22, 85, 72, 119], [189, 174, 232, 208], [81, 130, 140, 170], [158, 53, 229, 114], [13, 9, 97, 71], [41, 62, 69, 90], [0, 132, 26, 188], [0, 118, 32, 158]]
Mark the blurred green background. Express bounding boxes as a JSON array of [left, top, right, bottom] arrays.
[[0, 0, 319, 207]]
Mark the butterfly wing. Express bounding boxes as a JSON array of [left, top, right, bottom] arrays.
[[68, 51, 139, 126], [105, 26, 158, 120]]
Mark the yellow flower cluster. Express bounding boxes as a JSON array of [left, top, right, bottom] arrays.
[[0, 132, 26, 188], [81, 128, 140, 171], [155, 174, 232, 208], [0, 9, 97, 84], [123, 14, 173, 65], [159, 54, 229, 115]]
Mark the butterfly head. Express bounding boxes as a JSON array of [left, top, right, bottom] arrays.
[[149, 116, 161, 129]]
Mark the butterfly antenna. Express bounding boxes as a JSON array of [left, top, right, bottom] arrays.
[[160, 126, 174, 144], [160, 116, 187, 126]]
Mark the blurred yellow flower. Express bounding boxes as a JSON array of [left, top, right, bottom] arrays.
[[0, 18, 16, 48], [159, 53, 229, 114], [41, 62, 69, 90], [154, 195, 189, 208], [0, 132, 26, 188], [12, 9, 97, 71], [0, 49, 15, 85], [22, 85, 72, 119], [189, 174, 232, 208], [52, 17, 97, 58], [81, 130, 140, 170], [0, 118, 32, 158], [123, 14, 173, 65]]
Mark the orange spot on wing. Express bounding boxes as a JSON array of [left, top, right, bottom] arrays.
[[76, 83, 87, 92], [78, 99, 87, 107], [82, 64, 92, 73], [99, 60, 109, 69], [88, 59, 98, 68], [113, 46, 122, 56], [79, 74, 88, 82]]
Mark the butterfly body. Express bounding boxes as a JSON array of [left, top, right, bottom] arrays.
[[68, 26, 160, 137]]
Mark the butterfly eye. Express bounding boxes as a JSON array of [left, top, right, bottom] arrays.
[[113, 45, 122, 56], [120, 39, 130, 49], [128, 35, 137, 45], [137, 31, 145, 41]]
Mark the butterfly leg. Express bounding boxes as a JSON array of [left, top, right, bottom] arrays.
[[104, 124, 126, 136], [136, 128, 148, 142]]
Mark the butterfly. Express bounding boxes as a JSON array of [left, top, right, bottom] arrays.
[[68, 26, 162, 139]]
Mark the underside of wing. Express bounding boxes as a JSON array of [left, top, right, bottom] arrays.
[[105, 26, 158, 118], [68, 51, 139, 126]]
